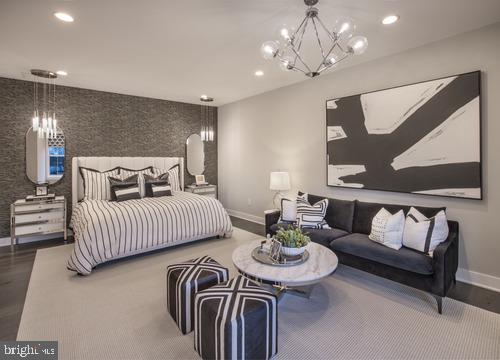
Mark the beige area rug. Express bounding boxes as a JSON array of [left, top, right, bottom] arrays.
[[18, 227, 500, 359]]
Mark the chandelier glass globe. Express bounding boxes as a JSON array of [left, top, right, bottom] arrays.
[[260, 41, 280, 60], [347, 36, 368, 55]]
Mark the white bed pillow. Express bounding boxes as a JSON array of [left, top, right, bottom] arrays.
[[368, 208, 405, 250], [403, 207, 449, 255], [80, 167, 119, 201], [153, 165, 181, 191], [279, 193, 308, 223]]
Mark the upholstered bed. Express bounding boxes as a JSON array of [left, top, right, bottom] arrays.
[[68, 157, 233, 275]]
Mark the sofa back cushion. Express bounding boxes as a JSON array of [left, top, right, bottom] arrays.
[[353, 200, 446, 235], [307, 194, 355, 233]]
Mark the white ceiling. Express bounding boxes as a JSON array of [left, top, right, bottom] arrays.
[[1, 0, 499, 106]]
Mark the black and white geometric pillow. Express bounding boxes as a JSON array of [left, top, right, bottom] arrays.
[[194, 275, 278, 360], [296, 196, 330, 229], [403, 207, 449, 255], [153, 164, 181, 191], [80, 167, 120, 201]]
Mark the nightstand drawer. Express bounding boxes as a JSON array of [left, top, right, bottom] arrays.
[[15, 211, 64, 224], [15, 221, 64, 236], [195, 187, 215, 194], [15, 202, 64, 213]]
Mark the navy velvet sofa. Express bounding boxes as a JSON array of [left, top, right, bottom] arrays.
[[265, 193, 459, 313]]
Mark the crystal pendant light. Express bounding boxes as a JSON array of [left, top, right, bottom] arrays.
[[31, 69, 59, 139], [200, 96, 215, 142]]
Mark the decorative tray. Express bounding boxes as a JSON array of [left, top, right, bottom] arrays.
[[251, 247, 309, 267]]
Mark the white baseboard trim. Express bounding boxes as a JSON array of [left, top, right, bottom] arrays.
[[456, 268, 500, 293], [227, 209, 265, 225], [0, 229, 72, 247]]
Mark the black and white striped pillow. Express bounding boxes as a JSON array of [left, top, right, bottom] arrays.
[[109, 175, 139, 201], [119, 167, 153, 198], [296, 196, 330, 229], [151, 184, 172, 197], [80, 167, 120, 201], [114, 186, 141, 202], [153, 164, 181, 191]]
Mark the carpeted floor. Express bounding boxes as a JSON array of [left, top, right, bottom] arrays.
[[18, 228, 500, 359]]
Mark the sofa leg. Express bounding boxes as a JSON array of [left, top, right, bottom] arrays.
[[453, 275, 457, 285], [433, 295, 443, 314]]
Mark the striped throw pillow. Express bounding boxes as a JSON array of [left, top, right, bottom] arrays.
[[108, 175, 139, 201], [119, 167, 153, 198], [402, 207, 449, 256], [151, 184, 172, 197], [144, 173, 169, 197], [114, 186, 141, 202], [80, 167, 119, 201], [153, 164, 181, 191], [296, 196, 330, 229]]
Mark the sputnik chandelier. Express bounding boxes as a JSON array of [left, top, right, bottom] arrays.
[[260, 0, 368, 78], [31, 69, 59, 138]]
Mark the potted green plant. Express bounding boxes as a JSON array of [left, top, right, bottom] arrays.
[[274, 226, 311, 256]]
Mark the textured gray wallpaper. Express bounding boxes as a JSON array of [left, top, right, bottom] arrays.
[[0, 77, 218, 238]]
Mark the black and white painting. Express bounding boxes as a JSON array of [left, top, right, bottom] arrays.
[[326, 71, 481, 199]]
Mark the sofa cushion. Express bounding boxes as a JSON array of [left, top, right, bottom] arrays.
[[307, 194, 355, 233], [330, 233, 434, 275], [269, 223, 348, 248], [353, 200, 446, 235]]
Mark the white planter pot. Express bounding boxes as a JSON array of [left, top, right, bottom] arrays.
[[280, 245, 307, 257]]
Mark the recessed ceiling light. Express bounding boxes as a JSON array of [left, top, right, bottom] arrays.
[[382, 15, 399, 25], [200, 95, 214, 102], [255, 70, 264, 77], [54, 12, 74, 22], [56, 70, 68, 76]]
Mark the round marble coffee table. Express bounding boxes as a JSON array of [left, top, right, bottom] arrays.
[[232, 239, 338, 297]]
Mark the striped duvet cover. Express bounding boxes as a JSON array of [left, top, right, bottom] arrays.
[[68, 191, 233, 275]]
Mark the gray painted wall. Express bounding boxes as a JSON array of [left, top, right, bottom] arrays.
[[0, 77, 217, 238], [218, 23, 500, 282]]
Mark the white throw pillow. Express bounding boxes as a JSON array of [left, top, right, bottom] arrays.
[[368, 208, 405, 250], [403, 207, 449, 256], [296, 196, 330, 229], [279, 193, 308, 223]]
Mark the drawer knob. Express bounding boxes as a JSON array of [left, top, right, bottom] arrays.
[[38, 227, 42, 230]]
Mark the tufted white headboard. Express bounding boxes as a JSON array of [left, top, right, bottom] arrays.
[[72, 157, 184, 208]]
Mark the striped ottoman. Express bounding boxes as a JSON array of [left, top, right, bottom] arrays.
[[194, 275, 278, 360], [166, 256, 229, 334]]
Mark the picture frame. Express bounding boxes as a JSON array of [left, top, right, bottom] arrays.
[[195, 174, 207, 186], [269, 239, 282, 262], [35, 185, 48, 196], [326, 70, 482, 200]]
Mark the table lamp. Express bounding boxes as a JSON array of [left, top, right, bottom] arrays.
[[270, 171, 290, 209]]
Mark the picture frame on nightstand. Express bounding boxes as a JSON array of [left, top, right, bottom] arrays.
[[35, 185, 48, 196], [195, 175, 208, 186]]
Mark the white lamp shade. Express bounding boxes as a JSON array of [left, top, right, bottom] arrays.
[[270, 172, 291, 191]]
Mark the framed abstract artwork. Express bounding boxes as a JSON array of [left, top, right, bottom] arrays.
[[326, 71, 482, 199]]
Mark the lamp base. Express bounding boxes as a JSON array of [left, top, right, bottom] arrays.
[[273, 191, 285, 210]]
